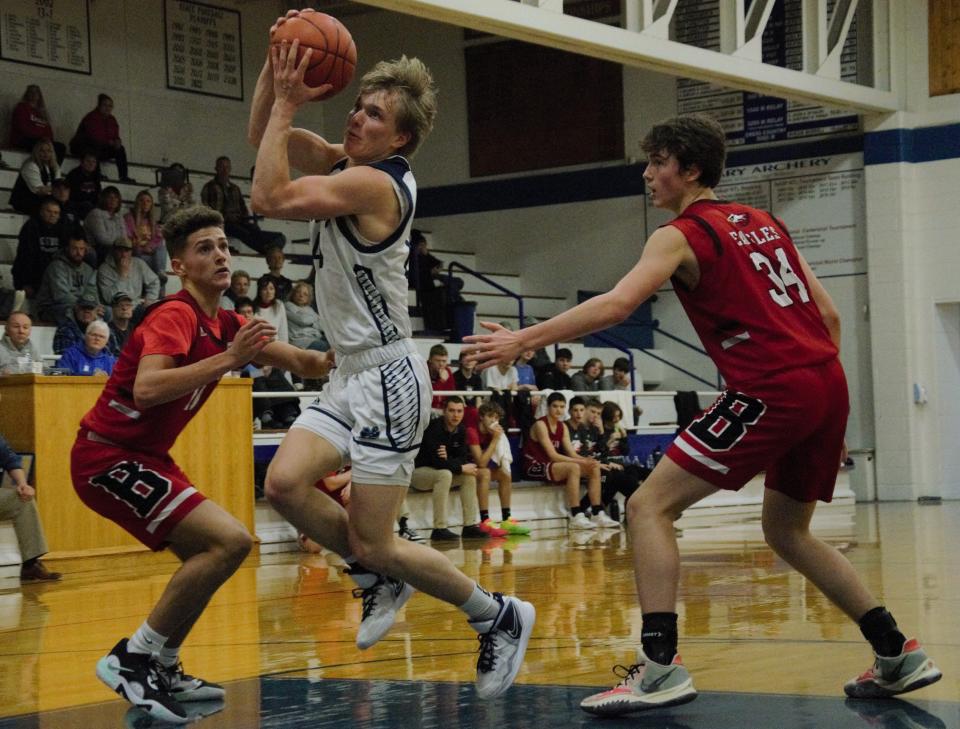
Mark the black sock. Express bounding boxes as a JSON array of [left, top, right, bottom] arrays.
[[480, 509, 490, 523], [571, 506, 584, 517], [641, 612, 678, 665], [858, 606, 906, 657], [592, 504, 604, 516], [22, 557, 38, 569], [398, 517, 408, 528], [501, 508, 512, 521]]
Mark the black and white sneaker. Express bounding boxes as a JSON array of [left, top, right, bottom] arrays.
[[161, 662, 225, 702], [353, 575, 415, 649], [95, 639, 188, 724], [398, 518, 425, 542], [469, 593, 536, 699]]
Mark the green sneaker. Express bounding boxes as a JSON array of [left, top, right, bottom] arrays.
[[499, 517, 531, 536]]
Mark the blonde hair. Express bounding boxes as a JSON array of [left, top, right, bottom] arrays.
[[291, 281, 314, 301], [358, 55, 437, 158]]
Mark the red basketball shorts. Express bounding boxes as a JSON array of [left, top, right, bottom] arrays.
[[666, 358, 849, 502], [71, 431, 206, 551]]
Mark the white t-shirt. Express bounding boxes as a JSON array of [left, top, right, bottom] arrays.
[[483, 364, 518, 390]]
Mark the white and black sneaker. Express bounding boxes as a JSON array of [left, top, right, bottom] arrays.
[[398, 518, 425, 542], [469, 593, 536, 699], [353, 575, 415, 649], [96, 639, 188, 724], [161, 662, 225, 702]]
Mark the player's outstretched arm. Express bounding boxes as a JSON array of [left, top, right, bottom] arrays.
[[133, 319, 276, 409], [464, 226, 689, 368], [256, 340, 334, 379]]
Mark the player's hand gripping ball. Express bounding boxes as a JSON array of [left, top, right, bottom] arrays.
[[270, 9, 357, 100]]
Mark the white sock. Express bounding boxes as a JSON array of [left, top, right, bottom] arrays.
[[128, 621, 168, 656], [158, 645, 180, 668], [459, 584, 500, 622], [344, 555, 378, 589]]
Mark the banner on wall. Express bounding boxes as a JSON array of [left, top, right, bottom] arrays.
[[164, 0, 243, 100], [0, 0, 91, 75]]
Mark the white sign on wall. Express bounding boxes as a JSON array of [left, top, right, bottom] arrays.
[[164, 0, 243, 100], [0, 0, 91, 75]]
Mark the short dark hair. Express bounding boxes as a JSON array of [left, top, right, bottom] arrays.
[[68, 224, 87, 242], [585, 397, 603, 409], [547, 392, 566, 406], [162, 205, 224, 259], [569, 396, 586, 409], [97, 93, 113, 106], [444, 395, 465, 407], [216, 155, 230, 166], [38, 196, 60, 210], [641, 113, 727, 189], [556, 348, 573, 361], [234, 296, 254, 312], [429, 344, 448, 358], [613, 357, 631, 373], [478, 401, 504, 419]]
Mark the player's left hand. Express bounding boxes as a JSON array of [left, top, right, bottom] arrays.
[[462, 322, 524, 371], [271, 39, 333, 108]]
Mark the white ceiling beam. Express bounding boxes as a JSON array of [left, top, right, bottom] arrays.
[[819, 0, 860, 79], [353, 0, 898, 112]]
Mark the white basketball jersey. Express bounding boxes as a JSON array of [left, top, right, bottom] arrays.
[[309, 156, 416, 355]]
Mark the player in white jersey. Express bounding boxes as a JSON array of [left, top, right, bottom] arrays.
[[248, 16, 534, 699]]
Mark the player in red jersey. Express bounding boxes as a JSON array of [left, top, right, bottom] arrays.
[[466, 114, 941, 714], [71, 206, 332, 724]]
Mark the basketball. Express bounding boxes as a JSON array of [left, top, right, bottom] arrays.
[[270, 9, 357, 100]]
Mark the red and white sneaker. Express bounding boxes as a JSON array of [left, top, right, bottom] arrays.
[[844, 638, 942, 698], [580, 650, 696, 716], [478, 519, 508, 537]]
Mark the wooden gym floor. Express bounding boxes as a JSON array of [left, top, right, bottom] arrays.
[[0, 501, 956, 728]]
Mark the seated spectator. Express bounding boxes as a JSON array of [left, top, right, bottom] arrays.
[[36, 232, 98, 325], [51, 179, 81, 224], [69, 94, 134, 183], [64, 151, 103, 219], [514, 350, 539, 391], [97, 237, 160, 308], [409, 229, 463, 333], [107, 292, 134, 355], [0, 427, 62, 581], [201, 156, 285, 253], [0, 312, 40, 374], [9, 139, 60, 216], [157, 163, 194, 222], [453, 356, 483, 404], [52, 298, 101, 353], [12, 197, 68, 302], [264, 245, 294, 302], [123, 190, 167, 295], [56, 319, 115, 375], [427, 343, 456, 414], [285, 282, 329, 351], [536, 347, 574, 390], [220, 269, 250, 311], [520, 391, 613, 529], [483, 358, 518, 393], [9, 84, 66, 163], [571, 357, 603, 392], [84, 186, 125, 263], [600, 357, 632, 391], [254, 275, 288, 343], [411, 396, 504, 541], [469, 401, 530, 536]]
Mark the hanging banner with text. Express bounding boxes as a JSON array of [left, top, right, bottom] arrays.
[[164, 0, 243, 100], [0, 0, 91, 75]]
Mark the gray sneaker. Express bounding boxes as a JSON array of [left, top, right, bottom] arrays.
[[844, 638, 942, 698], [353, 575, 415, 650], [580, 649, 697, 716], [469, 593, 536, 699]]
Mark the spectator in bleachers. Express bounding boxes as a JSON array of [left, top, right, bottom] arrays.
[[453, 355, 483, 405], [107, 292, 134, 355], [83, 186, 125, 263], [264, 245, 293, 302], [514, 350, 539, 391], [55, 319, 115, 375], [8, 85, 66, 164], [157, 163, 194, 222], [0, 312, 39, 374], [11, 198, 68, 301], [482, 357, 518, 392], [69, 94, 134, 183], [123, 190, 167, 295], [470, 401, 530, 536], [51, 179, 80, 224], [97, 237, 160, 308], [36, 232, 98, 325], [600, 357, 632, 390], [52, 298, 100, 353], [254, 275, 288, 344], [285, 281, 329, 351], [200, 156, 285, 253], [520, 391, 613, 529], [221, 269, 250, 311], [9, 139, 60, 216], [0, 427, 62, 581], [64, 151, 103, 219], [571, 357, 603, 392], [427, 343, 456, 414], [410, 229, 463, 334], [536, 347, 574, 390], [411, 396, 503, 541]]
